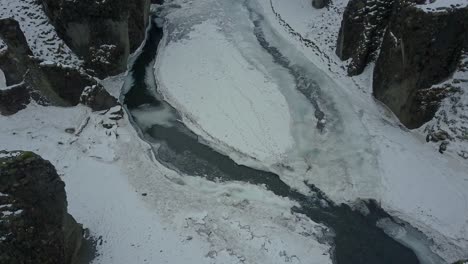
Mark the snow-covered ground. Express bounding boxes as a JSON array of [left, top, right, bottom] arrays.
[[254, 1, 468, 260], [0, 1, 333, 262], [0, 97, 332, 264], [154, 0, 468, 261]]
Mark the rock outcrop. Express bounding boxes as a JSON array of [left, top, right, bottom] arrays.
[[336, 0, 394, 76], [336, 0, 468, 128], [373, 4, 468, 128], [0, 19, 32, 86], [0, 83, 30, 116], [0, 151, 83, 264], [0, 18, 118, 114], [41, 0, 150, 78], [39, 63, 118, 110]]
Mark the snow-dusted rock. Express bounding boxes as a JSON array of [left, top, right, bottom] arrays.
[[373, 3, 468, 128], [0, 151, 83, 264], [40, 0, 150, 78]]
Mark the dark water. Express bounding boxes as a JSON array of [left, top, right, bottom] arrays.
[[124, 16, 421, 264]]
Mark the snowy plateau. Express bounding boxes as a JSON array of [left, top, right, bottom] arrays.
[[1, 0, 468, 264]]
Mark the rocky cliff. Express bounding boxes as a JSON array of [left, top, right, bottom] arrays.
[[336, 0, 394, 76], [0, 151, 83, 264], [41, 0, 150, 78], [0, 18, 118, 115], [336, 0, 468, 129], [374, 4, 468, 128]]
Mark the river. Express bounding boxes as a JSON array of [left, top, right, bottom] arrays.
[[122, 1, 445, 263]]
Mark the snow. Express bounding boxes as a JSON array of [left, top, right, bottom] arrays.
[[1, 0, 467, 262], [1, 209, 23, 217], [0, 68, 6, 90], [418, 52, 468, 159], [152, 0, 468, 261], [416, 0, 468, 12], [100, 74, 127, 99], [0, 37, 6, 54], [0, 0, 81, 66], [156, 0, 381, 203], [157, 21, 295, 166], [256, 0, 468, 261], [0, 102, 332, 263]]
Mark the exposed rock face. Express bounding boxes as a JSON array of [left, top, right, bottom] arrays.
[[336, 0, 394, 76], [39, 63, 117, 109], [80, 85, 119, 111], [374, 5, 468, 128], [0, 84, 30, 116], [0, 18, 118, 114], [0, 18, 36, 86], [41, 0, 150, 78], [0, 151, 83, 264], [336, 0, 468, 128]]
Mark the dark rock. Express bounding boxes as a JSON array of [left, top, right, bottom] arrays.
[[80, 85, 118, 112], [65, 128, 76, 134], [0, 18, 119, 112], [0, 18, 32, 86], [373, 5, 468, 128], [0, 18, 71, 107], [336, 0, 395, 76], [41, 0, 150, 78], [336, 1, 468, 128], [312, 0, 330, 9], [39, 64, 97, 106], [102, 123, 114, 129], [0, 83, 30, 115], [0, 151, 83, 264], [426, 130, 450, 142], [439, 141, 449, 154]]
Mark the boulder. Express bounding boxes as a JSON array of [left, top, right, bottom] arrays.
[[80, 85, 118, 111], [312, 0, 330, 9]]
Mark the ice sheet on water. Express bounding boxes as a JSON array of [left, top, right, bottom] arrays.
[[377, 218, 446, 264]]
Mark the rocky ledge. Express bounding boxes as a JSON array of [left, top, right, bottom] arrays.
[[0, 151, 83, 264]]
